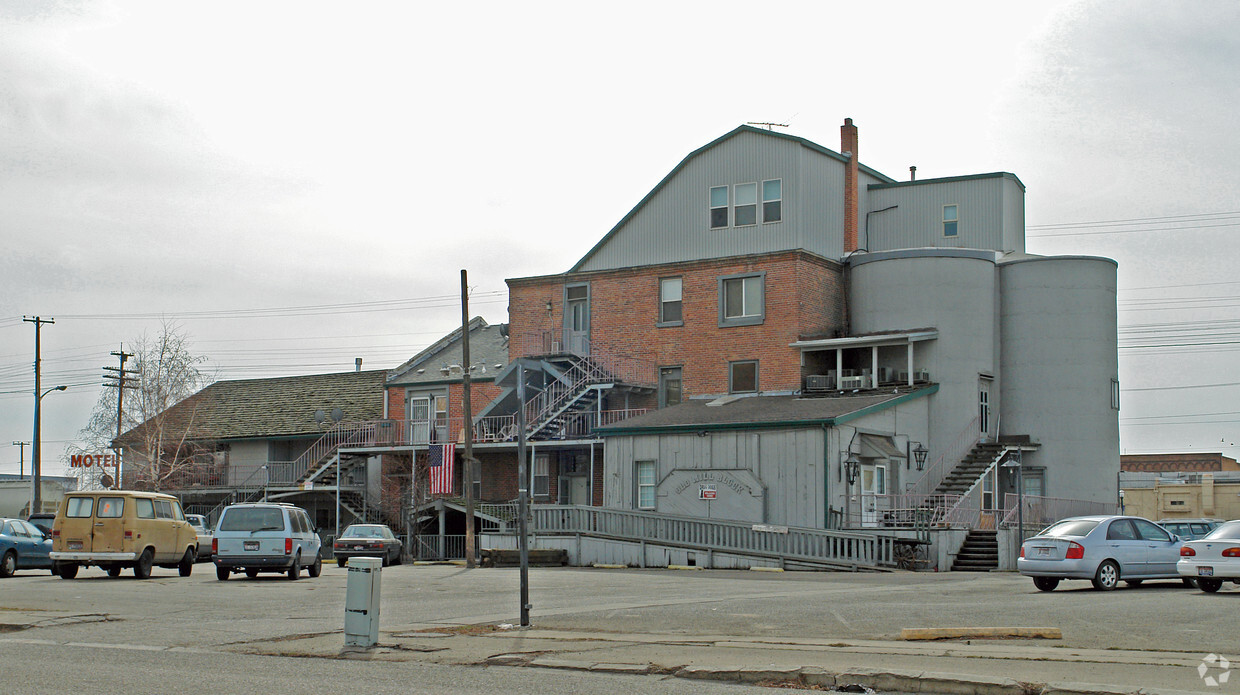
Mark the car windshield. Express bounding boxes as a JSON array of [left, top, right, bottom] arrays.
[[1039, 519, 1100, 538], [219, 507, 285, 532], [1202, 521, 1240, 541], [343, 526, 381, 538]]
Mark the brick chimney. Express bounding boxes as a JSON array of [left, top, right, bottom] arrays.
[[841, 118, 860, 253]]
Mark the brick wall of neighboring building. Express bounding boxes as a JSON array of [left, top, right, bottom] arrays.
[[1121, 453, 1240, 472], [507, 250, 846, 396], [385, 381, 504, 423]]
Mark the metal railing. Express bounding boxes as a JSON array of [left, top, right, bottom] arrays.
[[413, 534, 466, 561], [523, 353, 655, 433], [941, 452, 1006, 528], [907, 415, 983, 496], [522, 505, 894, 569], [998, 494, 1118, 529], [843, 493, 963, 528]]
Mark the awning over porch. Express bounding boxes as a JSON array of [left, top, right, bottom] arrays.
[[791, 329, 938, 388], [860, 434, 905, 460]]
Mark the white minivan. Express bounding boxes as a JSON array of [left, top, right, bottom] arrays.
[[212, 503, 322, 581]]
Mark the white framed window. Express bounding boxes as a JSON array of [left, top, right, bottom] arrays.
[[734, 182, 758, 226], [534, 454, 550, 498], [729, 360, 758, 394], [943, 204, 959, 237], [762, 179, 782, 222], [709, 186, 729, 228], [719, 272, 764, 327], [636, 460, 656, 509], [1111, 378, 1120, 410], [659, 277, 683, 325]]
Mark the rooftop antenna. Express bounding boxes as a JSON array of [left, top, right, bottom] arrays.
[[746, 121, 790, 131]]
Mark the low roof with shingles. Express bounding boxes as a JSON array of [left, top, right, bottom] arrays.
[[596, 387, 935, 435], [116, 370, 389, 445]]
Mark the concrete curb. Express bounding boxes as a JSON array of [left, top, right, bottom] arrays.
[[901, 626, 1063, 640]]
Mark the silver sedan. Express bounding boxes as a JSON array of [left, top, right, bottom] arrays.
[[1017, 515, 1187, 591], [1177, 519, 1240, 593]]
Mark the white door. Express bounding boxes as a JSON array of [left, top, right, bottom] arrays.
[[565, 285, 590, 356], [408, 396, 430, 444], [860, 463, 887, 526]]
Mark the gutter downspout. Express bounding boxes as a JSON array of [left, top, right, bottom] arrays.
[[823, 424, 832, 529]]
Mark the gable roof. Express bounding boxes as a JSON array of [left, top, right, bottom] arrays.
[[568, 124, 896, 273], [386, 317, 509, 386], [595, 386, 936, 436], [116, 369, 389, 445]]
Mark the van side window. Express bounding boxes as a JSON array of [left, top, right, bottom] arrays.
[[292, 512, 306, 533], [155, 500, 173, 519], [171, 502, 185, 521], [302, 512, 314, 533], [135, 499, 155, 519], [65, 497, 94, 518], [97, 497, 124, 519]]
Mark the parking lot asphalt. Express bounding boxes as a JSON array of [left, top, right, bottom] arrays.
[[1, 562, 1233, 694]]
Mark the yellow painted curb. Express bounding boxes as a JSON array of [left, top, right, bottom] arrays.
[[668, 564, 702, 571], [749, 567, 785, 572], [591, 563, 626, 569], [900, 626, 1062, 641]]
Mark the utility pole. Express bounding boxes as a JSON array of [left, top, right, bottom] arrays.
[[23, 316, 53, 513], [12, 441, 29, 478], [103, 345, 138, 489], [516, 366, 530, 627], [461, 270, 477, 568]]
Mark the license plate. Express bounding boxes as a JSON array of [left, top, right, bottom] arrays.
[[1036, 547, 1051, 557], [353, 545, 364, 550], [244, 541, 259, 551], [1199, 566, 1214, 577], [68, 540, 83, 550]]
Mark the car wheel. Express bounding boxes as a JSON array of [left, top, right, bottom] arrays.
[[308, 552, 322, 578], [178, 548, 195, 577], [244, 568, 259, 578], [57, 562, 79, 580], [107, 565, 123, 578], [392, 550, 402, 566], [337, 558, 347, 568], [1033, 577, 1059, 592], [1199, 578, 1224, 593], [216, 566, 230, 581], [288, 553, 301, 581], [0, 550, 16, 578], [1183, 578, 1198, 588], [1124, 579, 1143, 587], [1092, 560, 1120, 591], [134, 548, 154, 579]]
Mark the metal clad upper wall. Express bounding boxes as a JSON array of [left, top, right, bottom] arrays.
[[576, 130, 853, 272], [866, 175, 1024, 253]]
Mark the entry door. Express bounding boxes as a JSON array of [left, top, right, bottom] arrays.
[[860, 463, 886, 526], [978, 380, 991, 438], [409, 396, 430, 443], [564, 285, 590, 356], [568, 476, 590, 505]]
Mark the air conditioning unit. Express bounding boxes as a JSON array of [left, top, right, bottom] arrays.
[[838, 375, 866, 390], [806, 375, 835, 391], [914, 369, 930, 382], [840, 369, 859, 377], [551, 340, 562, 352], [877, 367, 896, 383]]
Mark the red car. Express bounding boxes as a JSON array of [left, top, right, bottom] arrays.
[[333, 524, 402, 567]]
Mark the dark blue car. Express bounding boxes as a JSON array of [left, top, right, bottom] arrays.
[[1, 517, 54, 577]]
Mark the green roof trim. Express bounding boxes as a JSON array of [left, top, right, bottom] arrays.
[[596, 385, 937, 436], [568, 125, 896, 274], [869, 171, 1026, 193]]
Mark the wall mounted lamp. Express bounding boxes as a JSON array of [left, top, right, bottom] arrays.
[[844, 453, 861, 486], [912, 442, 929, 471]]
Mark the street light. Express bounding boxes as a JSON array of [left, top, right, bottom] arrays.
[[32, 385, 68, 514], [1001, 448, 1024, 569]]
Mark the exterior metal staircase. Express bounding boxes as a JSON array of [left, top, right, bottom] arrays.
[[520, 353, 652, 440], [933, 441, 1011, 495]]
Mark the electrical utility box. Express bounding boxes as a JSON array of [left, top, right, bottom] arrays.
[[344, 556, 382, 648]]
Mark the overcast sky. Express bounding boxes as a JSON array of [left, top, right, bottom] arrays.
[[3, 0, 1238, 478]]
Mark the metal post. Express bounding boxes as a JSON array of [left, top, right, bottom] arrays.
[[1015, 448, 1024, 561], [461, 269, 476, 568], [516, 365, 530, 627], [12, 442, 28, 478], [335, 455, 341, 541]]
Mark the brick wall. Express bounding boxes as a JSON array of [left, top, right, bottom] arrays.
[[507, 250, 846, 395]]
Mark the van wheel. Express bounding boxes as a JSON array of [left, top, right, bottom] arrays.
[[1, 550, 16, 578], [178, 548, 195, 577], [134, 549, 154, 579], [216, 566, 230, 581], [57, 562, 79, 580], [308, 553, 322, 578], [288, 553, 301, 581], [107, 566, 123, 578]]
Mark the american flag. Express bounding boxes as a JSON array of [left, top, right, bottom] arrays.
[[428, 443, 455, 495]]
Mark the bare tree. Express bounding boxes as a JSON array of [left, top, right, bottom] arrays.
[[70, 322, 215, 491]]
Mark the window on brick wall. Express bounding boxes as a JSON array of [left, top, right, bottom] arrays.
[[729, 360, 759, 394], [659, 276, 683, 325], [763, 179, 782, 222], [636, 460, 656, 509], [734, 182, 758, 226], [719, 272, 765, 327], [534, 453, 550, 498], [710, 186, 729, 228], [943, 204, 959, 237]]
